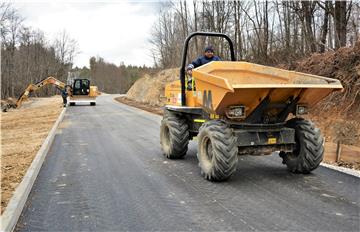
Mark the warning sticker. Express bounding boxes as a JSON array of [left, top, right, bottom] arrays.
[[268, 138, 277, 144]]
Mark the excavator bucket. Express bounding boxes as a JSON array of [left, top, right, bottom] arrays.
[[192, 61, 343, 115]]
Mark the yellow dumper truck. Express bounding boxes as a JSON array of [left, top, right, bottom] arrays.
[[161, 32, 343, 181]]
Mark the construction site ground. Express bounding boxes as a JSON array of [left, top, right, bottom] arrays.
[[11, 95, 359, 231], [1, 96, 63, 214]]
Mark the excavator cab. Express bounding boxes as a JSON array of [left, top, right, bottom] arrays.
[[72, 79, 90, 95], [69, 78, 99, 106]]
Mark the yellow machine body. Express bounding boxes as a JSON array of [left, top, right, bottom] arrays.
[[164, 81, 200, 107], [160, 32, 342, 181], [89, 86, 100, 97], [68, 80, 100, 106], [70, 85, 100, 101], [165, 61, 343, 117]]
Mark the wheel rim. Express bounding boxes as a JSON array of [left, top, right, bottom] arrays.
[[205, 137, 214, 160], [287, 129, 302, 160], [199, 136, 213, 172], [161, 124, 171, 151]]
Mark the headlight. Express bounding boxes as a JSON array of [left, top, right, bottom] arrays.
[[226, 105, 246, 119], [296, 105, 308, 115]]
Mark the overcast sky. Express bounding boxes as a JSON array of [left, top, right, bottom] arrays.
[[13, 0, 161, 68]]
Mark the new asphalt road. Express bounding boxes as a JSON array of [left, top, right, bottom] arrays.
[[16, 95, 359, 231]]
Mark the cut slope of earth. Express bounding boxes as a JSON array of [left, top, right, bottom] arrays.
[[279, 40, 360, 116], [127, 68, 178, 106], [1, 96, 63, 213], [285, 41, 360, 148]]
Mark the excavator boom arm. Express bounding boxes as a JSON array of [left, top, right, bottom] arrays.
[[15, 76, 68, 108]]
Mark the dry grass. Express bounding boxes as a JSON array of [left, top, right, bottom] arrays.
[[1, 96, 63, 214]]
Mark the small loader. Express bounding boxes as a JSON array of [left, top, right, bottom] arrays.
[[68, 78, 99, 106], [160, 32, 343, 181]]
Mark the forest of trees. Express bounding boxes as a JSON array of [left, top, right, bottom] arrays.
[[2, 1, 359, 98], [150, 1, 360, 68], [0, 3, 154, 98], [1, 3, 78, 99], [88, 57, 157, 94]]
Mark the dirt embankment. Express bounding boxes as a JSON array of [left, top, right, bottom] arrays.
[[284, 41, 360, 150], [126, 68, 179, 106], [279, 40, 360, 117], [1, 96, 63, 213]]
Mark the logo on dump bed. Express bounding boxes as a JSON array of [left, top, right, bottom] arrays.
[[203, 90, 213, 110]]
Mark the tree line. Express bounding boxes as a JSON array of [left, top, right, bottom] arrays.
[[150, 0, 360, 68], [88, 57, 158, 94], [1, 3, 78, 99], [1, 3, 153, 99]]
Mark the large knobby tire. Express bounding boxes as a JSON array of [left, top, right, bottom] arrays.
[[160, 113, 189, 159], [197, 120, 238, 181], [280, 118, 324, 173]]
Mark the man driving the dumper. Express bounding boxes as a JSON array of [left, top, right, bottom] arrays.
[[186, 45, 221, 90]]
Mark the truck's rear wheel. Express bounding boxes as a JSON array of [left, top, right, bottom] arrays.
[[280, 118, 324, 173], [160, 113, 189, 159], [197, 120, 238, 181]]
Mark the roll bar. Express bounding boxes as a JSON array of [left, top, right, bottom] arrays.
[[180, 32, 236, 106]]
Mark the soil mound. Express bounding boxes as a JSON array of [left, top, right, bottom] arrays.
[[285, 42, 360, 147], [281, 41, 360, 115], [127, 68, 179, 106]]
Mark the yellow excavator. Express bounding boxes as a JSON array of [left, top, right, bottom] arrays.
[[2, 76, 99, 112]]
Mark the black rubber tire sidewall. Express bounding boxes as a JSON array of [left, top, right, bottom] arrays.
[[160, 113, 189, 159], [283, 118, 324, 173], [197, 120, 238, 181]]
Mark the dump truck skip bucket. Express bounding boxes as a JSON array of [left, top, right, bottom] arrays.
[[192, 61, 343, 115]]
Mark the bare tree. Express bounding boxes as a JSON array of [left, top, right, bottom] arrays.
[[1, 5, 78, 99], [53, 29, 79, 65], [150, 0, 359, 68]]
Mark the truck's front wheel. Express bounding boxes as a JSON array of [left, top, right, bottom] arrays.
[[197, 120, 238, 181], [160, 113, 189, 159], [280, 118, 324, 173]]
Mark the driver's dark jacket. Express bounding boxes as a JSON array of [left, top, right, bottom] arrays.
[[191, 55, 221, 68]]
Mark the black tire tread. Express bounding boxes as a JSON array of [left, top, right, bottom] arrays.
[[282, 118, 324, 173], [160, 112, 189, 159], [197, 120, 238, 181]]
